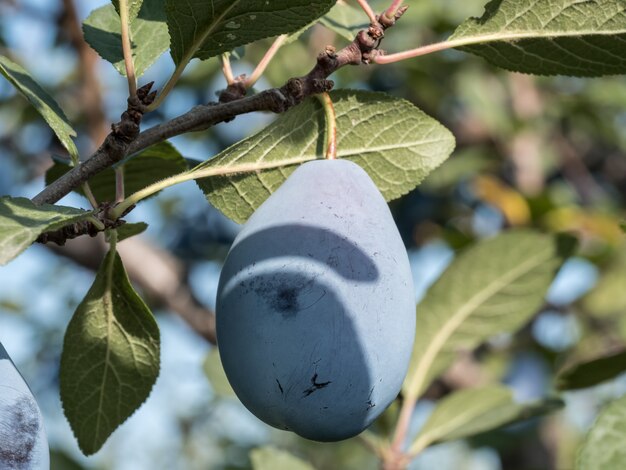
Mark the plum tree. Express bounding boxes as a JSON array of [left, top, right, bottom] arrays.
[[1, 0, 625, 468], [216, 160, 415, 441], [0, 342, 49, 470]]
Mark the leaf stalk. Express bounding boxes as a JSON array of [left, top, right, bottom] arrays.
[[119, 0, 137, 96], [383, 0, 404, 22], [221, 54, 236, 85], [245, 34, 288, 89], [109, 156, 314, 219], [354, 0, 378, 25]]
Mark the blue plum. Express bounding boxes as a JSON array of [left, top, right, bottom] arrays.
[[216, 159, 415, 441], [0, 342, 49, 469]]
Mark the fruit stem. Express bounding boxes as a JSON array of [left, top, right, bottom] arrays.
[[317, 92, 337, 160], [383, 391, 421, 469]]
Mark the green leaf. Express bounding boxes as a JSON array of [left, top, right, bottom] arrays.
[[0, 55, 78, 160], [83, 0, 169, 77], [319, 2, 369, 41], [449, 0, 626, 76], [112, 0, 144, 22], [116, 222, 149, 242], [46, 142, 188, 203], [166, 0, 337, 65], [251, 447, 315, 470], [404, 230, 575, 399], [203, 348, 236, 398], [410, 386, 563, 454], [60, 248, 160, 455], [557, 349, 626, 391], [196, 90, 455, 223], [578, 394, 626, 469], [0, 197, 92, 266]]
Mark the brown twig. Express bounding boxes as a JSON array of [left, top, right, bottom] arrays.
[[32, 12, 406, 208], [32, 81, 156, 206], [36, 200, 135, 246]]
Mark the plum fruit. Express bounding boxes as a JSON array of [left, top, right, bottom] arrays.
[[216, 159, 415, 441], [0, 342, 49, 469]]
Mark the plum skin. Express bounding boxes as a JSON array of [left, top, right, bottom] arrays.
[[216, 159, 415, 441], [0, 343, 49, 470]]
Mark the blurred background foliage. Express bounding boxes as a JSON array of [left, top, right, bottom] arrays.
[[0, 0, 625, 469]]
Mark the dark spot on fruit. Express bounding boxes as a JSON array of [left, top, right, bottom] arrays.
[[273, 287, 299, 312], [0, 395, 40, 469], [365, 387, 376, 410], [276, 379, 284, 394], [302, 373, 331, 397], [252, 278, 312, 315]]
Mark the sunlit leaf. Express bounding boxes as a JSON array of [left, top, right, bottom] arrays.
[[404, 231, 575, 399], [450, 0, 626, 76], [196, 90, 455, 223], [411, 385, 563, 453]]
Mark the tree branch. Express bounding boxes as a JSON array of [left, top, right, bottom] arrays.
[[32, 7, 407, 209], [32, 82, 156, 206]]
